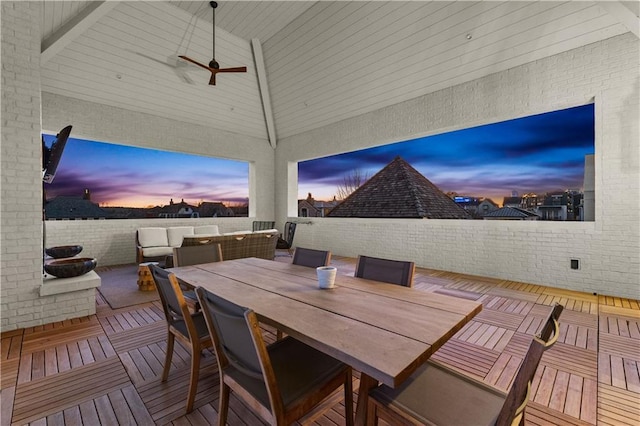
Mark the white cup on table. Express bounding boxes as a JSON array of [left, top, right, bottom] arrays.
[[316, 266, 337, 289]]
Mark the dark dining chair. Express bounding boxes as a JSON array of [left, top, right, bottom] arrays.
[[292, 247, 332, 268], [354, 255, 415, 287], [195, 287, 354, 426], [173, 243, 223, 266], [252, 220, 276, 231], [149, 265, 212, 413], [276, 221, 297, 255], [367, 303, 564, 426], [171, 243, 223, 309]]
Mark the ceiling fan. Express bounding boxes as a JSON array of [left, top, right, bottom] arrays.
[[179, 1, 247, 86]]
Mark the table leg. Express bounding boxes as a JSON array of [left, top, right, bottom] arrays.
[[355, 373, 378, 426]]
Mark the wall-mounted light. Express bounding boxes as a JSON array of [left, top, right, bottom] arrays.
[[466, 34, 472, 40]]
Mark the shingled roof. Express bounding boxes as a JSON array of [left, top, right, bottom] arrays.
[[327, 156, 471, 219], [45, 196, 107, 219], [483, 206, 540, 219]]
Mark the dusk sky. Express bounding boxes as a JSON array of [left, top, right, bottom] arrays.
[[299, 104, 595, 203], [45, 104, 593, 209], [43, 138, 249, 208]]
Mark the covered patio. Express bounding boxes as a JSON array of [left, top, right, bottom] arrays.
[[1, 1, 639, 424], [3, 1, 639, 327]]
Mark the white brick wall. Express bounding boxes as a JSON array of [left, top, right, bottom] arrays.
[[1, 1, 51, 332], [277, 33, 640, 300]]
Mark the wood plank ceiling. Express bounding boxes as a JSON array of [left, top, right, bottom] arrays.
[[39, 1, 633, 145]]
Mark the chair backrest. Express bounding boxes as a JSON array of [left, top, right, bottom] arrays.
[[173, 244, 223, 267], [150, 264, 191, 330], [280, 222, 297, 247], [195, 287, 284, 411], [354, 255, 415, 287], [292, 247, 331, 268], [252, 221, 275, 231], [496, 303, 563, 425]]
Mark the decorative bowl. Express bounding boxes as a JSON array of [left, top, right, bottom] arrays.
[[45, 257, 97, 278], [45, 245, 83, 259]]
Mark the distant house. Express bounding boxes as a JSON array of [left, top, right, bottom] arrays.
[[483, 206, 539, 220], [298, 193, 339, 217], [198, 201, 235, 217], [101, 207, 149, 219], [155, 199, 199, 218], [477, 199, 499, 217], [315, 198, 340, 217], [45, 196, 107, 220], [453, 196, 499, 219], [228, 204, 248, 217], [502, 196, 522, 208], [536, 191, 582, 221], [327, 156, 471, 219], [298, 196, 318, 217]]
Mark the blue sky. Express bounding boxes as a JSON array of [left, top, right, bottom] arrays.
[[43, 138, 249, 208], [299, 104, 594, 202]]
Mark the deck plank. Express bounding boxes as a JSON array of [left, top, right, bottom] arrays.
[[21, 319, 104, 355], [540, 342, 598, 380], [12, 356, 130, 425], [599, 333, 640, 362], [526, 401, 594, 425]]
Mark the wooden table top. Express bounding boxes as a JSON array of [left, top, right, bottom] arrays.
[[170, 257, 482, 387]]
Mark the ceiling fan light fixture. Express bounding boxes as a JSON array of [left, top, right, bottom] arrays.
[[178, 0, 246, 85]]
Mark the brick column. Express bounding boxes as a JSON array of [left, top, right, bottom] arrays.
[[1, 2, 44, 331]]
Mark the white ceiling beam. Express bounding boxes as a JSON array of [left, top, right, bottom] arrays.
[[598, 1, 639, 38], [41, 1, 119, 65], [252, 38, 277, 149]]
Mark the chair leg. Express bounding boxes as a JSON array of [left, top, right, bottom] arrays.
[[217, 382, 230, 426], [344, 370, 354, 426], [365, 400, 377, 426], [162, 332, 175, 382], [185, 344, 201, 413]]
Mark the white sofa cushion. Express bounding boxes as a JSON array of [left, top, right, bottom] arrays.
[[138, 227, 169, 248], [142, 246, 174, 258], [194, 225, 220, 235], [167, 226, 195, 247]]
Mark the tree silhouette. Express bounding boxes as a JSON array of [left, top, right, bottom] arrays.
[[336, 169, 369, 200]]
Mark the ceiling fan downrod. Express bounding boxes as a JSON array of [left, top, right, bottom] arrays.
[[209, 1, 219, 69]]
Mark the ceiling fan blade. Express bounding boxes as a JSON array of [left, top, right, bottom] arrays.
[[208, 73, 217, 86], [216, 67, 247, 73], [178, 55, 212, 72]]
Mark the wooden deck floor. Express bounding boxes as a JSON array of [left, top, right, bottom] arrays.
[[2, 256, 639, 425]]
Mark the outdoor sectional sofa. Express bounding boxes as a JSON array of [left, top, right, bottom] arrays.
[[135, 226, 279, 264], [181, 230, 279, 261], [135, 225, 221, 263]]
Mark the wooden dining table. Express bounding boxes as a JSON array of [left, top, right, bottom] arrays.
[[170, 257, 482, 425]]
